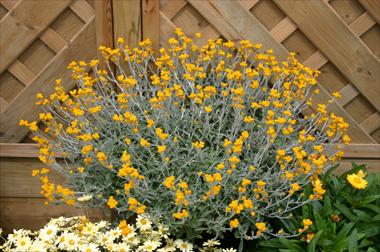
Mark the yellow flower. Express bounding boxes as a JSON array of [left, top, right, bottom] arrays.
[[140, 138, 151, 148], [303, 219, 313, 229], [81, 145, 93, 155], [230, 218, 239, 229], [347, 170, 368, 189], [255, 222, 267, 233], [163, 176, 175, 189], [97, 152, 107, 162], [147, 119, 155, 128], [192, 141, 205, 149], [244, 116, 254, 123], [173, 209, 189, 220], [204, 106, 213, 113], [107, 196, 118, 209], [157, 145, 166, 153], [332, 92, 341, 98]]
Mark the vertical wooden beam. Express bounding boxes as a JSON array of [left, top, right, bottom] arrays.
[[142, 0, 160, 56], [94, 0, 114, 67], [112, 0, 141, 48]]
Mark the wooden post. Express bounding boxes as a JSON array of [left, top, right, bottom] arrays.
[[142, 0, 160, 56], [112, 0, 141, 48], [94, 0, 114, 68]]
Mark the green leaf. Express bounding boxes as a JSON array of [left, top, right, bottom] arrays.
[[307, 230, 323, 252], [313, 209, 326, 231], [341, 191, 355, 205], [323, 163, 340, 181], [348, 228, 358, 252], [318, 239, 334, 247], [259, 239, 287, 248], [336, 222, 355, 241], [367, 248, 377, 252], [335, 202, 359, 221], [278, 238, 305, 252], [322, 195, 333, 217], [358, 195, 380, 206]]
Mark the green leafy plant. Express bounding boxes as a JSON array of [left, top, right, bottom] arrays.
[[258, 163, 380, 252]]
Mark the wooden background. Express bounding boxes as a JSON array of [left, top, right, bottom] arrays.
[[0, 0, 379, 232]]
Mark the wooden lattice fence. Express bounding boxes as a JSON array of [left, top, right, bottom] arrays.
[[0, 0, 379, 231]]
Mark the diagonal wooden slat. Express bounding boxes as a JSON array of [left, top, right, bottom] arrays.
[[161, 0, 187, 20], [7, 59, 35, 86], [349, 12, 376, 37], [69, 0, 94, 23], [0, 97, 8, 114], [273, 0, 380, 111], [358, 0, 380, 24], [270, 17, 297, 43], [159, 10, 177, 47], [0, 18, 96, 143], [0, 2, 67, 54], [39, 28, 67, 54], [339, 84, 359, 106], [0, 0, 72, 74], [361, 112, 380, 134], [0, 0, 19, 9], [187, 0, 375, 144]]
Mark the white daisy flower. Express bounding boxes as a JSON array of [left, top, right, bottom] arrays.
[[15, 236, 32, 252], [80, 242, 100, 252], [39, 224, 58, 241], [222, 248, 237, 252], [62, 232, 80, 251], [136, 215, 152, 231], [157, 244, 176, 252], [203, 239, 221, 247], [113, 242, 132, 252], [97, 232, 114, 246], [29, 239, 48, 252], [174, 239, 193, 252], [142, 240, 161, 251]]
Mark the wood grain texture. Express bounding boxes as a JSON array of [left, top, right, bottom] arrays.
[[143, 0, 160, 56], [325, 144, 380, 159], [0, 157, 65, 197], [94, 0, 113, 67], [0, 0, 72, 74], [336, 159, 380, 174], [69, 0, 94, 23], [274, 0, 380, 111], [358, 0, 380, 24], [7, 59, 35, 86], [0, 143, 41, 157], [39, 28, 67, 54], [112, 0, 141, 48], [361, 112, 380, 134], [161, 0, 187, 20], [0, 18, 96, 142], [0, 197, 107, 233]]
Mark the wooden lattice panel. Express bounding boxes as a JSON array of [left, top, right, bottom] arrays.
[[160, 0, 380, 145], [0, 0, 97, 143]]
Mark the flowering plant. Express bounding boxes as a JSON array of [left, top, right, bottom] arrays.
[[0, 215, 234, 252], [20, 28, 349, 241], [259, 163, 380, 252]]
